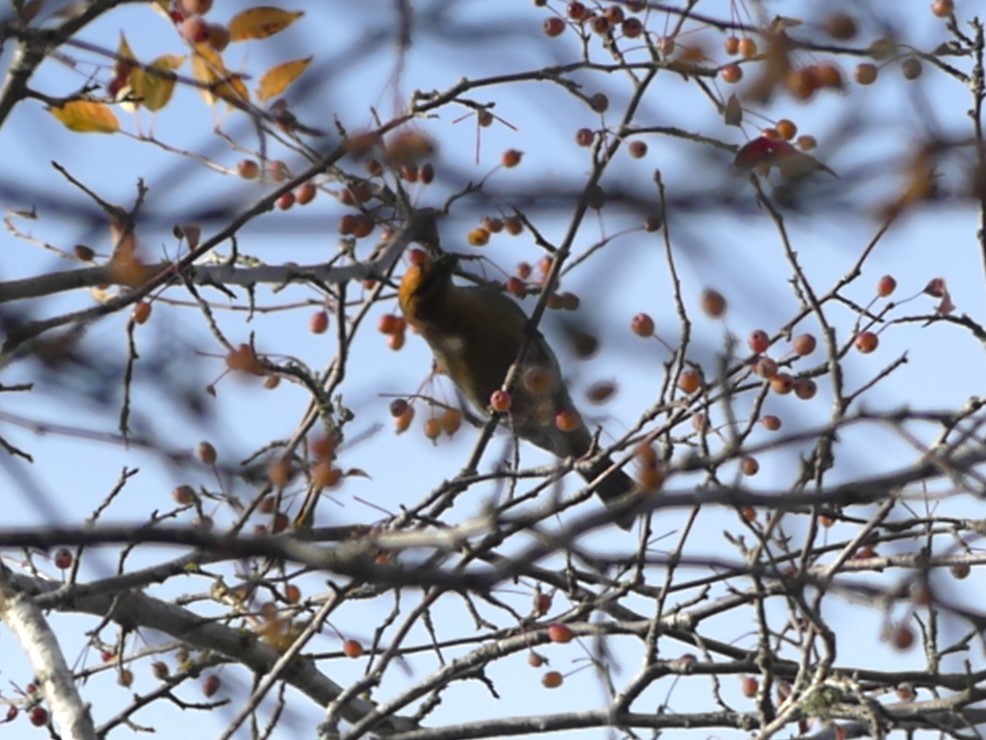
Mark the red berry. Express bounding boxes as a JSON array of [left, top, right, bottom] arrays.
[[343, 639, 364, 658], [542, 670, 563, 688], [631, 312, 655, 337], [309, 310, 329, 334], [490, 390, 512, 412], [543, 17, 565, 37], [792, 333, 816, 356], [547, 623, 574, 643], [877, 275, 897, 297], [748, 330, 769, 354], [855, 331, 879, 353], [54, 548, 73, 570], [720, 63, 743, 83]]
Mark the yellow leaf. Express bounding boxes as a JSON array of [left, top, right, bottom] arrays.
[[191, 45, 249, 107], [132, 54, 185, 111], [256, 56, 311, 103], [229, 7, 304, 42], [50, 101, 119, 133]]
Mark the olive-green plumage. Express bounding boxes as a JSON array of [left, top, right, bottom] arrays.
[[399, 253, 634, 529]]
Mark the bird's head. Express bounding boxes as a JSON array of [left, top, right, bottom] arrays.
[[398, 250, 457, 322]]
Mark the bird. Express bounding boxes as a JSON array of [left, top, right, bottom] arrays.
[[397, 249, 636, 529]]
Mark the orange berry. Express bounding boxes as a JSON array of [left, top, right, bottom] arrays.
[[775, 119, 797, 141], [389, 399, 409, 418], [54, 547, 73, 569], [932, 0, 954, 17], [628, 140, 648, 158], [796, 135, 817, 151], [440, 408, 462, 435], [309, 310, 329, 334], [501, 149, 523, 168], [877, 275, 897, 297], [202, 674, 221, 697], [197, 441, 217, 465], [761, 414, 781, 431], [901, 57, 923, 81], [756, 357, 778, 378], [543, 17, 565, 37], [276, 191, 295, 210], [528, 651, 546, 667], [490, 390, 512, 412], [482, 217, 504, 233], [622, 17, 643, 38], [575, 127, 594, 147], [173, 485, 196, 504], [387, 333, 405, 351], [738, 37, 758, 58], [547, 623, 573, 643], [132, 300, 152, 325], [338, 214, 358, 235], [394, 405, 414, 433], [423, 417, 442, 441], [378, 314, 402, 335], [854, 62, 878, 85], [761, 127, 780, 140], [748, 330, 769, 354], [342, 639, 364, 658], [741, 675, 759, 698], [855, 331, 879, 353], [891, 624, 915, 651], [284, 584, 301, 603], [724, 36, 740, 55], [555, 410, 582, 432], [631, 312, 655, 337], [295, 181, 317, 205], [542, 671, 564, 688], [794, 378, 817, 400], [950, 562, 970, 579], [678, 369, 701, 394], [467, 227, 490, 247], [792, 333, 816, 355], [720, 63, 743, 83], [701, 288, 727, 318], [237, 159, 260, 179], [503, 217, 524, 235], [770, 373, 794, 394], [740, 456, 759, 476], [815, 62, 843, 89]]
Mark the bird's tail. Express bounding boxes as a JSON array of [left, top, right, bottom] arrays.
[[580, 457, 636, 530]]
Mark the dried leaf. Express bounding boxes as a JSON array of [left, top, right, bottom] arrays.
[[229, 7, 304, 41], [50, 101, 119, 133], [724, 93, 742, 127], [257, 56, 311, 102]]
